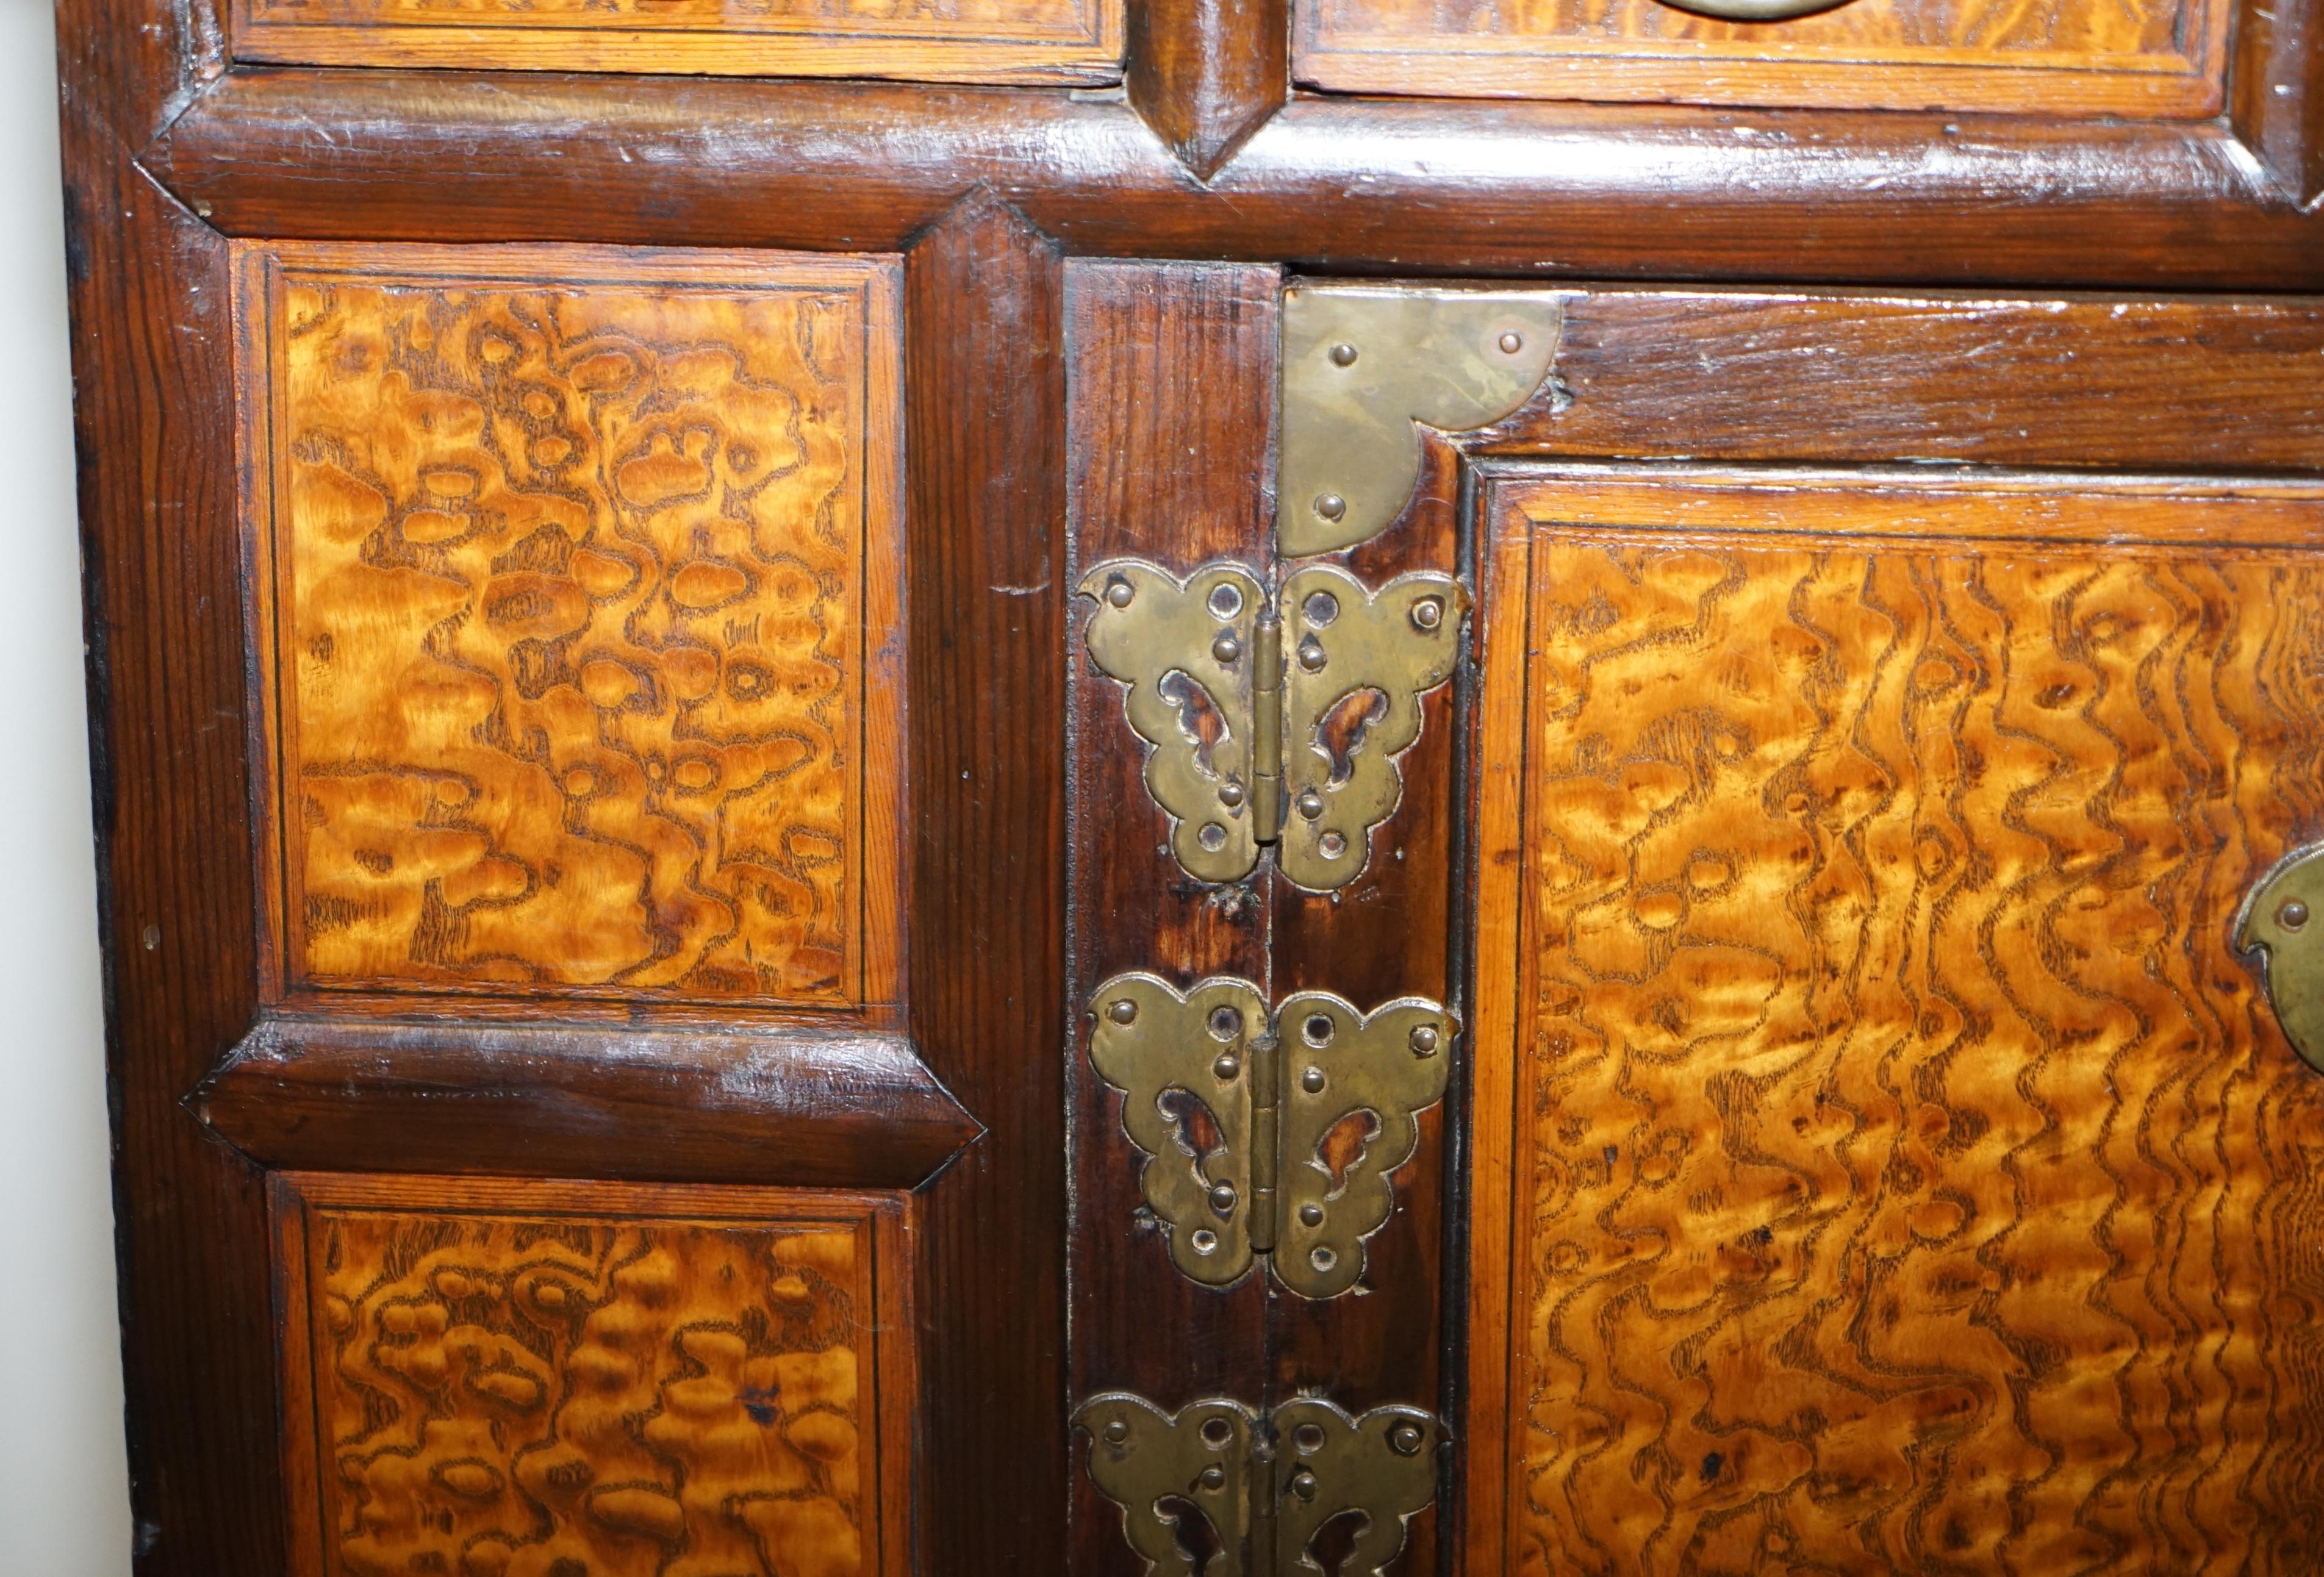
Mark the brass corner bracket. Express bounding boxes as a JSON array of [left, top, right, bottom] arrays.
[[1279, 284, 1562, 556], [1088, 972, 1455, 1299], [1075, 1392, 1443, 1577]]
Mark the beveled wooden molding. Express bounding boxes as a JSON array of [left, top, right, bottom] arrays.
[[193, 1014, 981, 1189], [145, 70, 2324, 288], [2231, 0, 2324, 206], [1125, 0, 1287, 180]]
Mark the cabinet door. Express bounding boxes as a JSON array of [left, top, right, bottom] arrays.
[[1465, 466, 2324, 1575]]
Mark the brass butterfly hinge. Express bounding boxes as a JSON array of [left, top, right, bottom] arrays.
[[2239, 843, 2324, 1073], [1078, 560, 1466, 891], [1088, 973, 1454, 1298], [1075, 1392, 1443, 1577], [1279, 283, 1563, 556]]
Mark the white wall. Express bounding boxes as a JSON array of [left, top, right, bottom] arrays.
[[0, 0, 135, 1569]]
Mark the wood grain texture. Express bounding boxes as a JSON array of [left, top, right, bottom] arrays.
[[1295, 0, 2229, 115], [898, 194, 1072, 1577], [1064, 258, 1280, 1576], [238, 243, 903, 1014], [1125, 0, 1287, 179], [142, 73, 2324, 292], [198, 1017, 977, 1188], [1468, 470, 2324, 1576], [273, 1174, 913, 1577], [231, 0, 1122, 84]]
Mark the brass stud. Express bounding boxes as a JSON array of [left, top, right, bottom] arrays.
[[1220, 781, 1246, 809], [1290, 1467, 1318, 1500], [1209, 1182, 1238, 1213], [1299, 1203, 1324, 1228], [1301, 1066, 1326, 1094], [1329, 342, 1359, 367], [1409, 1023, 1440, 1056], [1411, 597, 1444, 631], [1105, 1418, 1130, 1445], [1200, 1465, 1227, 1490], [1214, 1052, 1242, 1081], [1313, 493, 1347, 522], [1212, 631, 1243, 663], [1297, 637, 1328, 672], [1390, 1421, 1426, 1456], [1107, 998, 1138, 1025], [2282, 899, 2311, 931], [1296, 788, 1325, 820], [1105, 579, 1134, 609], [1497, 331, 1524, 354]]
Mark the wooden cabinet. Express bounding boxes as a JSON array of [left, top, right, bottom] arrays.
[[53, 1, 2324, 1574]]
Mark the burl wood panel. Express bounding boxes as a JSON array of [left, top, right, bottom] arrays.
[[1296, 0, 2227, 115], [1467, 471, 2324, 1576], [237, 243, 903, 1012], [231, 0, 1121, 85], [273, 1175, 913, 1577]]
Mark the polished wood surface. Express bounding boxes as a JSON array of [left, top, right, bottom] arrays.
[[238, 243, 903, 1012], [1466, 469, 2324, 1576], [146, 73, 2324, 291], [1296, 0, 2227, 115], [273, 1173, 913, 1577], [233, 0, 1121, 84]]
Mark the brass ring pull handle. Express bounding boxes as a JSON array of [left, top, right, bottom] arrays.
[[1652, 0, 1859, 18], [2239, 845, 2324, 1073]]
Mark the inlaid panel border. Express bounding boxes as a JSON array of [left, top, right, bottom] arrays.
[[270, 1172, 918, 1577], [232, 241, 908, 1023], [1458, 460, 2324, 1575]]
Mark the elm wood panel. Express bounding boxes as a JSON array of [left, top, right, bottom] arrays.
[[232, 0, 1122, 84], [1125, 0, 1288, 179], [196, 1017, 978, 1188], [143, 74, 2324, 290], [1491, 293, 2324, 473], [271, 1173, 914, 1577], [57, 0, 286, 1561], [1467, 473, 2324, 1577], [899, 195, 1072, 1577], [1063, 262, 1277, 1577], [238, 243, 905, 1014], [1293, 0, 2228, 116]]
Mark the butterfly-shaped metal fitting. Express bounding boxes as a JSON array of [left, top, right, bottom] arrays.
[[1088, 972, 1454, 1299], [1078, 559, 1465, 892], [1074, 1392, 1443, 1577]]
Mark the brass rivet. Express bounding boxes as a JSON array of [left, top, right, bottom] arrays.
[[1297, 789, 1325, 820], [1301, 1066, 1326, 1093], [1297, 637, 1327, 672], [1390, 1421, 1426, 1456], [1105, 579, 1134, 608], [1219, 781, 1246, 809], [1290, 1467, 1319, 1500], [1294, 1424, 1326, 1453], [1207, 581, 1243, 619], [1209, 1182, 1238, 1212], [1200, 1465, 1227, 1490], [1199, 821, 1228, 851], [1411, 597, 1444, 631], [1304, 591, 1340, 627], [1319, 831, 1347, 860], [1107, 998, 1138, 1025], [1308, 1246, 1336, 1273], [1410, 1023, 1440, 1056], [1105, 1418, 1130, 1445], [1191, 1228, 1219, 1254], [1498, 331, 1524, 354], [1299, 1203, 1324, 1227], [1202, 1418, 1233, 1448], [2282, 899, 2311, 931], [1314, 493, 1347, 521], [1214, 1052, 1241, 1081], [1329, 342, 1358, 367], [1212, 631, 1243, 663], [1208, 1006, 1243, 1040], [1304, 1014, 1335, 1046]]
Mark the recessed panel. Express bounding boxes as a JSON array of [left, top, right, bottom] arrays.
[[1468, 471, 2324, 1575], [273, 1175, 913, 1577], [232, 0, 1121, 84], [238, 243, 902, 1010], [1296, 0, 2227, 115]]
